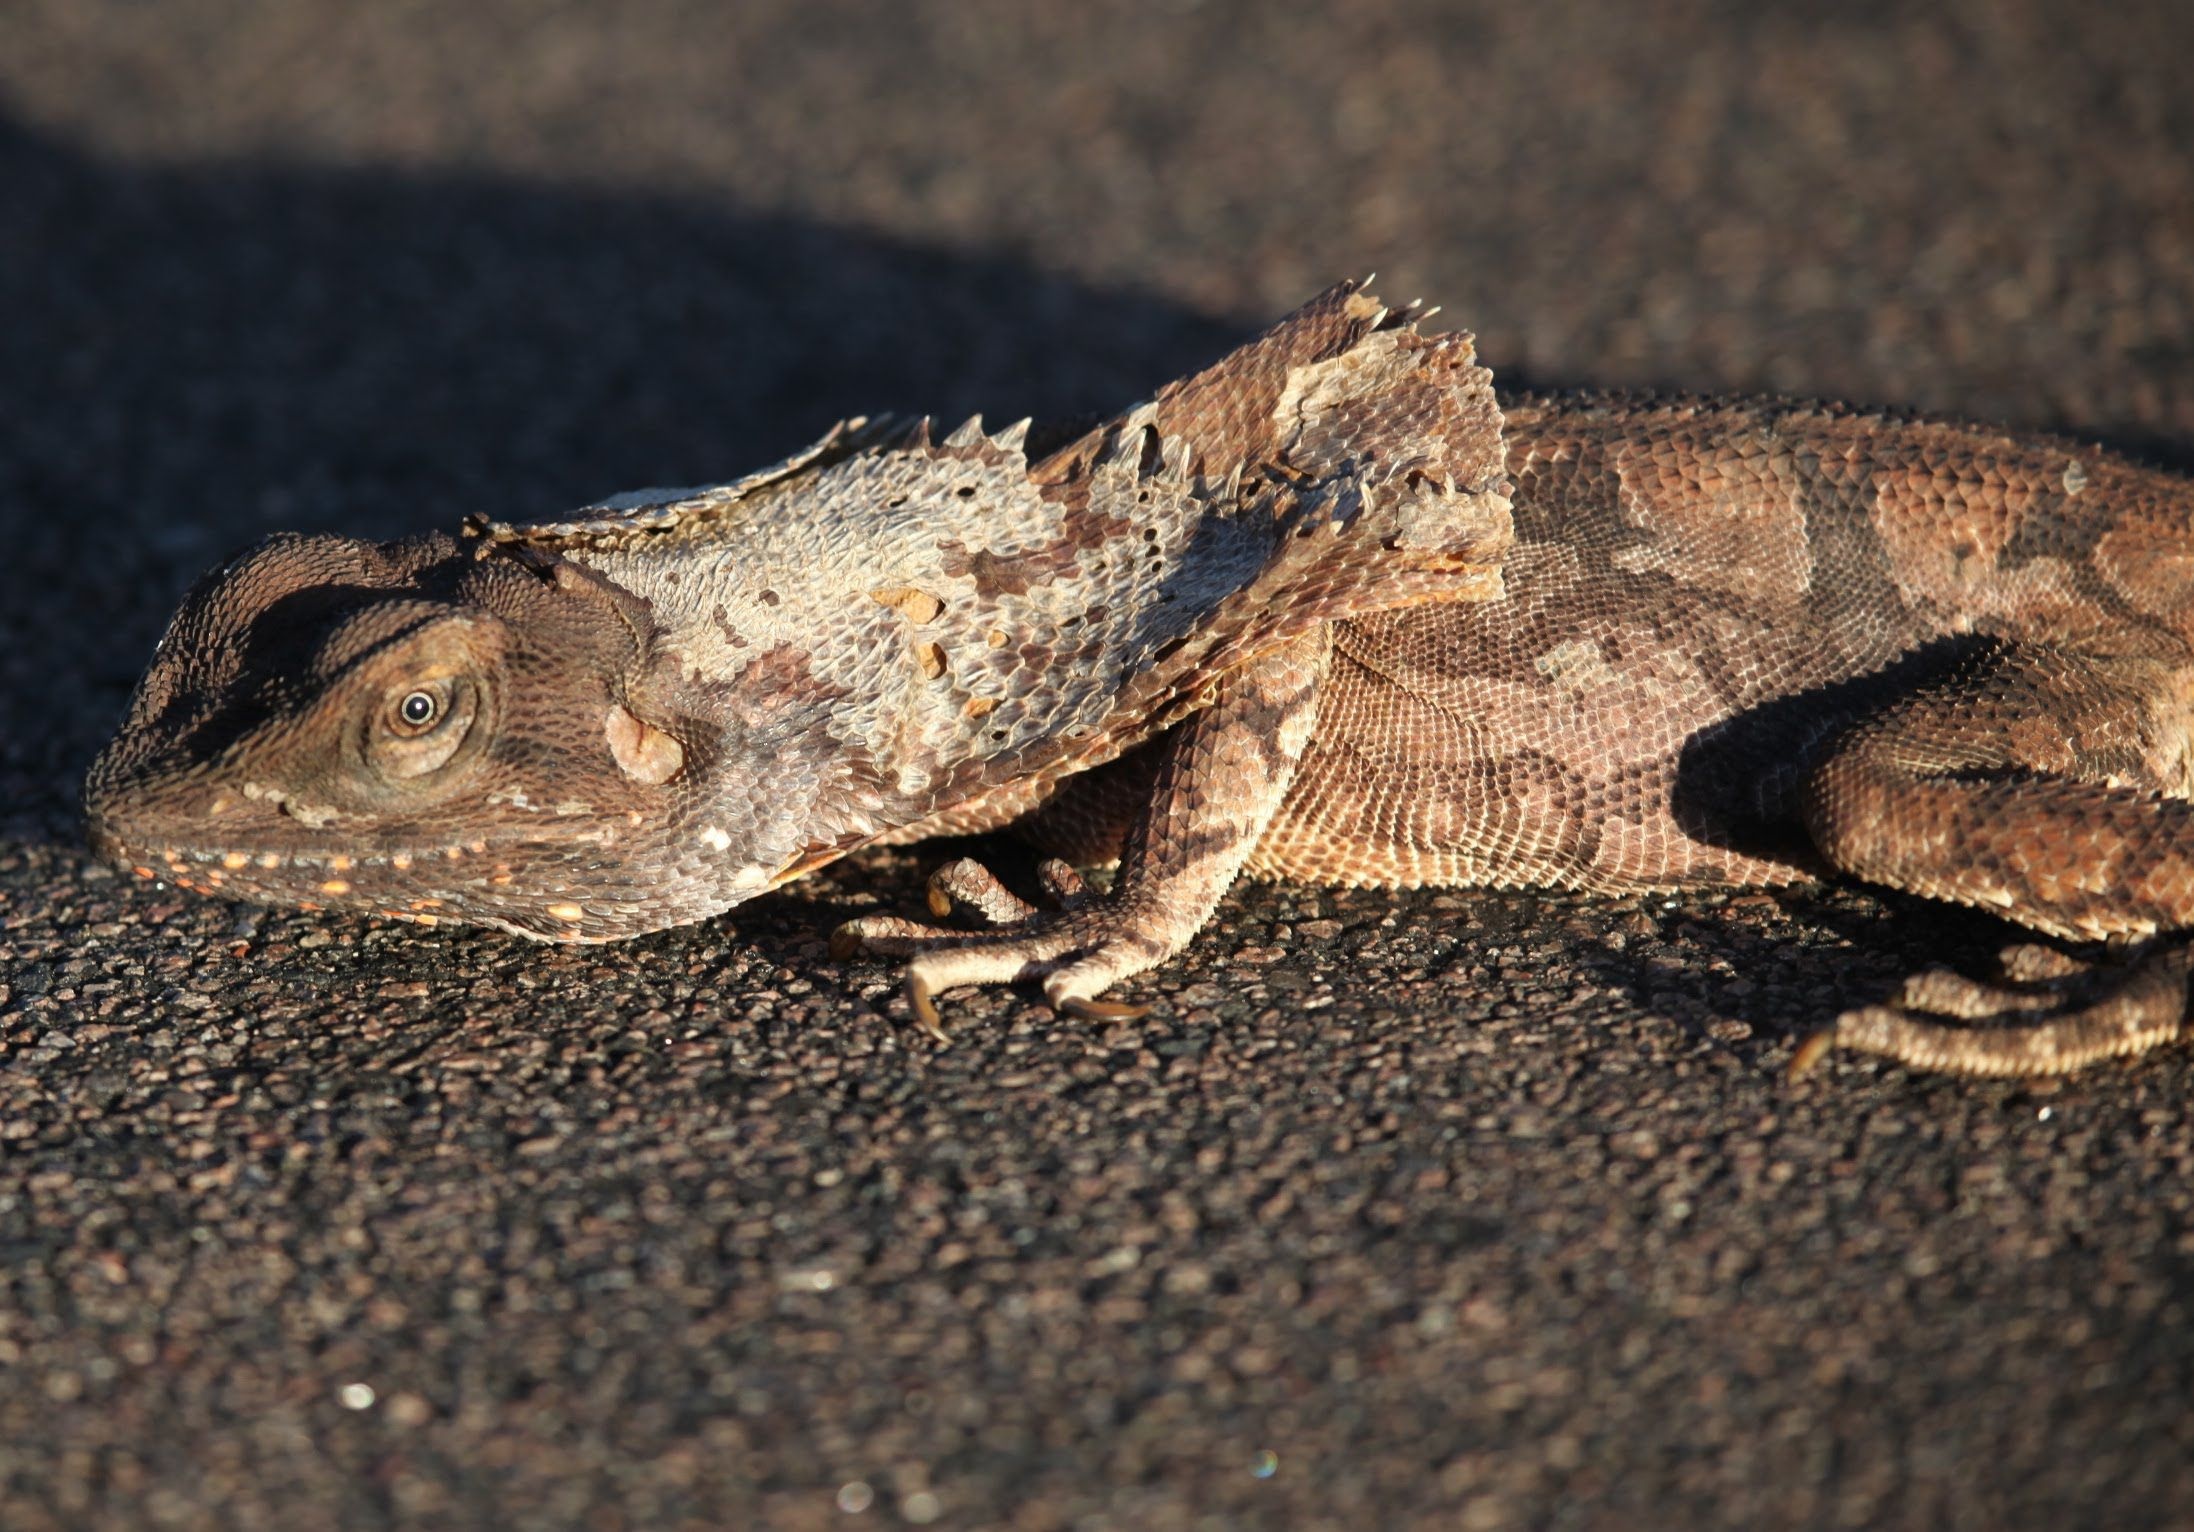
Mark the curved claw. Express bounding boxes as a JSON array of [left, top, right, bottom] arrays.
[[1788, 1028, 1837, 1078], [906, 970, 951, 1044]]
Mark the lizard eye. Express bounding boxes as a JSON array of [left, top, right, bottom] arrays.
[[370, 676, 480, 779], [396, 689, 440, 730]]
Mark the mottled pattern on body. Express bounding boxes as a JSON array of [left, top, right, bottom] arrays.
[[84, 283, 2194, 1076], [1257, 397, 2194, 897]]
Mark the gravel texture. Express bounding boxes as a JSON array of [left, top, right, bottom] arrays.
[[3, 2, 2192, 1527]]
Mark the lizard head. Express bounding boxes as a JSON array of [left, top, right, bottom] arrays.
[[84, 530, 720, 941]]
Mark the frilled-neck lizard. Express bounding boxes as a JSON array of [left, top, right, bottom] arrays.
[[85, 282, 2194, 1077]]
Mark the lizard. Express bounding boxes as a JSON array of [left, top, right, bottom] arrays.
[[81, 280, 2194, 1078]]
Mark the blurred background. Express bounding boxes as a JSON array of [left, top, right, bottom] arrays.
[[4, 2, 2193, 1526]]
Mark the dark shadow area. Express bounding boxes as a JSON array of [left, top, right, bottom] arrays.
[[1583, 883, 2041, 1065], [1371, 873, 2045, 1072], [0, 113, 1240, 840], [1666, 631, 2002, 867]]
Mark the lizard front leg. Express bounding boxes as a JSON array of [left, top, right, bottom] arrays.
[[1793, 642, 2194, 1075], [834, 629, 1331, 1036]]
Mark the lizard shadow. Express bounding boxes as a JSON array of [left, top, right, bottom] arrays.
[[1316, 876, 2038, 1072], [760, 828, 2021, 1071], [0, 111, 1240, 842], [1562, 883, 2038, 1069]]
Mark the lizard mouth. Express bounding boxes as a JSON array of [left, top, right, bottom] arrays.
[[83, 802, 663, 944], [86, 812, 473, 923]]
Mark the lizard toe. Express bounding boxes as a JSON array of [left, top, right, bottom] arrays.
[[851, 860, 1095, 953], [1033, 859, 1092, 909], [1040, 943, 1166, 1021], [897, 923, 1098, 1035], [925, 858, 1041, 924], [885, 903, 1177, 1035], [919, 856, 1091, 923], [1994, 942, 2088, 982], [1892, 965, 2059, 1019], [832, 913, 964, 958]]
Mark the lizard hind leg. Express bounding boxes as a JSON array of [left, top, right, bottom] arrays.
[[1795, 642, 2194, 1075]]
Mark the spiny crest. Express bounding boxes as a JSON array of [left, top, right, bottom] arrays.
[[468, 414, 901, 550], [472, 278, 1477, 566], [471, 410, 1062, 555], [893, 414, 1042, 470], [1093, 406, 1199, 481]]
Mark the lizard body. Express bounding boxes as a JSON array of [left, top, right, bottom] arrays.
[[84, 282, 2194, 1075]]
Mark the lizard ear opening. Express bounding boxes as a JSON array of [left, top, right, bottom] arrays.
[[605, 702, 685, 785]]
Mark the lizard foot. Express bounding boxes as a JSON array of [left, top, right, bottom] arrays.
[[829, 857, 1088, 951], [832, 858, 1155, 1039], [1791, 941, 2194, 1078]]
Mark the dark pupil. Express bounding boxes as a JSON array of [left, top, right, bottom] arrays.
[[399, 690, 438, 726]]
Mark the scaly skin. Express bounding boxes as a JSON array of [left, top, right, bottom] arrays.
[[85, 282, 2194, 1075]]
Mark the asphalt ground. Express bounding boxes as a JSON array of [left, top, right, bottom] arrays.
[[3, 2, 2193, 1527]]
